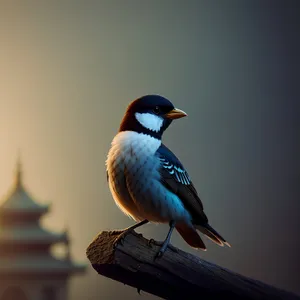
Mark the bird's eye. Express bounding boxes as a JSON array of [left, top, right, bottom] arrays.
[[153, 106, 160, 114]]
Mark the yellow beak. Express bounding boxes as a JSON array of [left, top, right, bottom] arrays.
[[165, 108, 188, 119]]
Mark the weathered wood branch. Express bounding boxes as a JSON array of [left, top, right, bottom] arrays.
[[86, 229, 300, 300]]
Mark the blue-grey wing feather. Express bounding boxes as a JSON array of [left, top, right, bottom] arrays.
[[155, 144, 208, 224]]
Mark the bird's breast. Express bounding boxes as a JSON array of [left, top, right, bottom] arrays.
[[106, 131, 161, 219], [107, 131, 161, 164], [107, 131, 162, 185]]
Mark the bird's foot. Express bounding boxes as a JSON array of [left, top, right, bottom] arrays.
[[113, 229, 131, 248], [155, 249, 165, 259], [113, 219, 149, 249], [148, 239, 178, 258], [155, 243, 173, 259]]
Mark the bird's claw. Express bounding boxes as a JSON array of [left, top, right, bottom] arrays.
[[148, 239, 178, 254], [113, 238, 123, 249], [113, 231, 127, 248], [155, 250, 165, 259], [149, 239, 178, 260]]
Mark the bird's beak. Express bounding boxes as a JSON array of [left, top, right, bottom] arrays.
[[165, 108, 188, 119]]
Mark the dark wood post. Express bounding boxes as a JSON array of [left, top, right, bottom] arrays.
[[86, 229, 300, 300]]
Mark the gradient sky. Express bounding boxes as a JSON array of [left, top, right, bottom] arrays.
[[0, 1, 299, 299]]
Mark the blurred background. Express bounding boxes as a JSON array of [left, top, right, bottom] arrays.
[[0, 1, 299, 299]]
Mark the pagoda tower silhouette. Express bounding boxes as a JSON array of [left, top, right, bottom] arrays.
[[0, 157, 86, 300]]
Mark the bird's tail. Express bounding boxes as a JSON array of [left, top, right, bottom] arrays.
[[195, 223, 231, 247], [175, 223, 207, 251]]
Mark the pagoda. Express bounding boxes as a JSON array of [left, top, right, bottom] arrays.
[[0, 157, 86, 300]]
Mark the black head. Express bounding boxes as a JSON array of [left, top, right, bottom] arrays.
[[119, 95, 187, 139]]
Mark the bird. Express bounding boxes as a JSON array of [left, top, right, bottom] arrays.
[[106, 95, 230, 258]]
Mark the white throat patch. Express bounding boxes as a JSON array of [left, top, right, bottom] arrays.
[[135, 113, 163, 132]]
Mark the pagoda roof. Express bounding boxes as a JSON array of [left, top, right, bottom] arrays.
[[0, 185, 49, 214], [0, 157, 49, 214], [0, 254, 86, 275], [0, 224, 67, 244]]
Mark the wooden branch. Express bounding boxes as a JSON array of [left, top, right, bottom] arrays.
[[86, 229, 300, 300]]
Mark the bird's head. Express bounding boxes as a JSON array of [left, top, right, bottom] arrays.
[[119, 95, 187, 139]]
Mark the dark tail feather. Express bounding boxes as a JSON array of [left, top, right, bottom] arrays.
[[176, 223, 206, 250], [196, 225, 224, 246], [196, 223, 231, 248]]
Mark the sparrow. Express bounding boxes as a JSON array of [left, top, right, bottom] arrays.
[[106, 95, 230, 257]]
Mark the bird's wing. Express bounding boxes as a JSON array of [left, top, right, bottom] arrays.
[[155, 144, 208, 224]]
